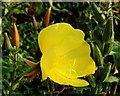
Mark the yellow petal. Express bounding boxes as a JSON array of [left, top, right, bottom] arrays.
[[41, 66, 47, 80], [41, 40, 96, 79], [50, 30, 85, 56], [55, 41, 96, 78], [49, 68, 89, 87], [40, 47, 58, 80], [38, 23, 84, 54]]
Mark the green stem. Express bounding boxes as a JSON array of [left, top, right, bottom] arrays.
[[9, 53, 17, 96]]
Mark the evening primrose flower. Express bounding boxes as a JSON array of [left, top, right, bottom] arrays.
[[38, 23, 96, 87]]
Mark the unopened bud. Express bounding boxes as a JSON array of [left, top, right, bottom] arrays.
[[33, 16, 38, 30], [104, 42, 113, 57], [12, 23, 20, 47], [43, 7, 51, 27], [93, 26, 104, 54], [93, 26, 103, 44], [91, 43, 103, 66], [4, 32, 12, 50], [103, 17, 114, 43]]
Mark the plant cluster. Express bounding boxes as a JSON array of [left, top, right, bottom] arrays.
[[2, 1, 120, 96]]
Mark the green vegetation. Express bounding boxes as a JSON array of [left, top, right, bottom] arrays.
[[2, 2, 120, 96]]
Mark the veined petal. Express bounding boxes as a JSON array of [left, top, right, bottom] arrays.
[[38, 23, 84, 54], [49, 68, 89, 87], [41, 40, 96, 79], [51, 29, 85, 56], [55, 41, 96, 78], [40, 47, 58, 80]]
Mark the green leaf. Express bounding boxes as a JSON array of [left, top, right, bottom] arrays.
[[110, 41, 120, 70], [97, 63, 111, 83], [104, 76, 119, 83], [112, 41, 120, 53]]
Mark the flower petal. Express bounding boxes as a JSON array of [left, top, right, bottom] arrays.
[[38, 23, 84, 54], [41, 40, 96, 79], [55, 41, 96, 78], [40, 47, 58, 80], [49, 68, 89, 87], [50, 29, 85, 56]]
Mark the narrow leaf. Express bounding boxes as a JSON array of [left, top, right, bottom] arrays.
[[104, 76, 119, 83]]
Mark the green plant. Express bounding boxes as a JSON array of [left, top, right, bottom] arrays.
[[2, 2, 120, 96]]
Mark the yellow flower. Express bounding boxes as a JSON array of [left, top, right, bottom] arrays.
[[38, 23, 96, 87]]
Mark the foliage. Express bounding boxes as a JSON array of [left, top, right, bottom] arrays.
[[2, 1, 120, 96]]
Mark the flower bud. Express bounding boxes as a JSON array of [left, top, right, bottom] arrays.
[[33, 16, 38, 30], [103, 17, 114, 43], [12, 23, 20, 47], [93, 26, 104, 54], [104, 42, 113, 57], [93, 26, 103, 44], [4, 32, 12, 50], [43, 7, 51, 27], [91, 43, 103, 66]]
